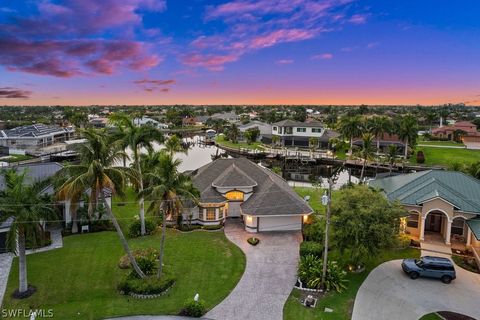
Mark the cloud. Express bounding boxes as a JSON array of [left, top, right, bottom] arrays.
[[349, 14, 367, 24], [276, 59, 294, 65], [0, 87, 32, 99], [311, 53, 333, 60], [0, 0, 165, 77], [134, 79, 175, 93], [366, 42, 379, 49], [180, 0, 365, 71]]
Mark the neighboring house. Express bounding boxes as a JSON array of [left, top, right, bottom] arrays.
[[134, 117, 168, 129], [0, 162, 111, 252], [186, 157, 313, 232], [369, 170, 480, 264], [431, 121, 480, 141], [89, 117, 109, 128], [0, 124, 75, 150], [182, 116, 198, 126], [353, 133, 405, 154], [239, 121, 272, 142], [266, 119, 339, 148], [210, 112, 240, 123]]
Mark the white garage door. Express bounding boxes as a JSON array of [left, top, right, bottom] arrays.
[[258, 216, 302, 232]]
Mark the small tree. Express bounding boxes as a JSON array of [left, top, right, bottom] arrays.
[[416, 150, 425, 164], [244, 127, 260, 144], [331, 185, 405, 266]]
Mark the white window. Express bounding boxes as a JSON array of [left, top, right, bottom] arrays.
[[312, 128, 322, 133], [296, 127, 306, 132]]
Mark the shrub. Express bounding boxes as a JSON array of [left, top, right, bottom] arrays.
[[128, 219, 157, 238], [300, 241, 323, 257], [25, 231, 51, 250], [118, 248, 158, 269], [118, 273, 175, 295], [247, 237, 259, 246], [416, 150, 425, 164], [179, 300, 206, 317], [177, 224, 202, 232], [303, 216, 324, 242], [298, 254, 348, 292], [202, 224, 223, 231], [396, 234, 411, 249], [89, 219, 114, 232]]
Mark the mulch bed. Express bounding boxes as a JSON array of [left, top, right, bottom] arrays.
[[438, 311, 476, 320]]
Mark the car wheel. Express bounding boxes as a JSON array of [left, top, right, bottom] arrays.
[[441, 275, 452, 284], [409, 272, 419, 280]]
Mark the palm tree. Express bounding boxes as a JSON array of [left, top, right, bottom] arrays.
[[386, 144, 398, 174], [271, 135, 280, 148], [309, 137, 319, 158], [226, 123, 240, 144], [367, 116, 391, 153], [141, 153, 199, 279], [338, 115, 364, 154], [164, 135, 187, 156], [109, 114, 164, 236], [355, 133, 376, 182], [0, 169, 54, 295], [398, 114, 418, 159], [57, 129, 146, 278]]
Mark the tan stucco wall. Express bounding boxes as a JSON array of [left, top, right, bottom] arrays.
[[421, 198, 454, 219]]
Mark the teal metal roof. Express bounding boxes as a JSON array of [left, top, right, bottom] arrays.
[[369, 170, 480, 215], [466, 218, 480, 241]]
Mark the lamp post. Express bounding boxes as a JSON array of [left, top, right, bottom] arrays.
[[321, 178, 333, 290]]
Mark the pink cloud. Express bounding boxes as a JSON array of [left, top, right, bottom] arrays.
[[349, 14, 367, 24], [276, 59, 294, 65], [181, 53, 239, 71], [311, 53, 333, 60], [0, 0, 165, 77], [0, 87, 32, 99], [250, 29, 316, 49]]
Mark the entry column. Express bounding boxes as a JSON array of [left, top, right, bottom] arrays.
[[445, 218, 452, 245], [419, 215, 426, 241]]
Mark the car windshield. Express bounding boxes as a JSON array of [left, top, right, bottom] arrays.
[[415, 259, 424, 267]]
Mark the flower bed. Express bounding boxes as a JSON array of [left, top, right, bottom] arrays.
[[247, 237, 259, 246]]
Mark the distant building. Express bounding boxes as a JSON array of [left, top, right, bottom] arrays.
[[431, 121, 480, 149], [238, 121, 272, 142], [353, 133, 405, 155], [89, 116, 108, 128], [134, 117, 168, 129], [182, 116, 198, 126], [265, 119, 339, 148], [210, 112, 239, 123], [0, 124, 75, 150]]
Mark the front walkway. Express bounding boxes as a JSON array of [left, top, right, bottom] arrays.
[[352, 240, 480, 320], [0, 228, 63, 306], [205, 219, 302, 320]]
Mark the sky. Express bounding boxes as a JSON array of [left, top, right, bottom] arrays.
[[1, 0, 480, 106]]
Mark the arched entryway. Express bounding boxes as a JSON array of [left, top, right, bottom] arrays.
[[423, 209, 451, 244]]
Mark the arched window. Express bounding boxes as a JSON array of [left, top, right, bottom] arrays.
[[225, 191, 244, 201]]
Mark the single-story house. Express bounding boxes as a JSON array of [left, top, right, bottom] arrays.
[[369, 170, 480, 263], [238, 121, 272, 142], [353, 133, 405, 155], [186, 157, 313, 232], [431, 121, 480, 147], [0, 124, 75, 150], [134, 117, 168, 129]]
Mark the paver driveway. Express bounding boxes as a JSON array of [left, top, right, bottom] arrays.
[[206, 220, 301, 320], [352, 252, 480, 320]]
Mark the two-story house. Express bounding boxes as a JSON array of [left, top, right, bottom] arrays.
[[270, 120, 338, 148]]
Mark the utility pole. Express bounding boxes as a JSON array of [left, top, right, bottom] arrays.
[[321, 178, 333, 290]]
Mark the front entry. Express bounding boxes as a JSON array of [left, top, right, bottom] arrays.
[[425, 212, 443, 232], [227, 202, 242, 217]]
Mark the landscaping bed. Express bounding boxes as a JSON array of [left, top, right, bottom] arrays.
[[452, 255, 480, 274]]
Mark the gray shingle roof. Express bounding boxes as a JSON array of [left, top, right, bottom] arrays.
[[212, 164, 257, 188], [369, 170, 480, 215], [1, 124, 73, 138], [192, 157, 313, 216], [0, 162, 63, 192], [272, 120, 324, 127]]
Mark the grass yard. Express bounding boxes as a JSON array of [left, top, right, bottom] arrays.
[[111, 188, 155, 233], [294, 187, 341, 214], [0, 154, 34, 163], [2, 230, 245, 319], [215, 135, 265, 151], [410, 146, 480, 166], [283, 247, 420, 320]]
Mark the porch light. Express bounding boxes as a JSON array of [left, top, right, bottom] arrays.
[[246, 215, 253, 223], [303, 215, 309, 222]]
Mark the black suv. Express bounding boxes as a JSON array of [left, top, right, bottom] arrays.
[[402, 256, 456, 284]]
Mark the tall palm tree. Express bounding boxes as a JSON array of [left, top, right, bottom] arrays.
[[141, 153, 199, 279], [271, 135, 280, 148], [386, 144, 398, 174], [109, 114, 164, 236], [367, 116, 391, 153], [164, 135, 187, 156], [338, 116, 364, 154], [355, 133, 376, 182], [57, 129, 146, 278], [0, 169, 54, 295], [398, 114, 418, 159]]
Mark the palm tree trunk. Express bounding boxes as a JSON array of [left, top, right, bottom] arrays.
[[71, 208, 78, 234], [360, 159, 366, 182], [376, 138, 380, 154], [404, 137, 409, 159], [101, 193, 145, 279], [136, 153, 146, 236], [157, 206, 167, 279], [350, 138, 353, 154], [17, 229, 28, 293]]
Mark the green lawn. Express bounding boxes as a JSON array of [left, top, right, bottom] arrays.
[[419, 313, 442, 320], [410, 146, 480, 166], [215, 135, 265, 151], [283, 247, 420, 320], [2, 188, 246, 319], [0, 154, 34, 163], [111, 188, 154, 233], [417, 140, 464, 147], [294, 187, 341, 214]]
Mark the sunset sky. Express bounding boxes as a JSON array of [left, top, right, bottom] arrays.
[[1, 0, 479, 106]]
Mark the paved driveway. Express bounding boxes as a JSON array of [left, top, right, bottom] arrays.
[[206, 220, 301, 320], [352, 257, 480, 320]]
